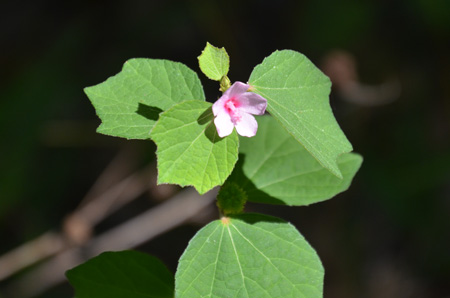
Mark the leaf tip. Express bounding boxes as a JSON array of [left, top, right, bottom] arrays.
[[220, 216, 231, 226], [83, 85, 95, 97]]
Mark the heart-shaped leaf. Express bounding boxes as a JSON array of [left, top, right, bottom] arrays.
[[228, 116, 362, 206], [150, 100, 239, 194], [85, 59, 205, 139], [249, 50, 352, 178], [176, 213, 323, 297]]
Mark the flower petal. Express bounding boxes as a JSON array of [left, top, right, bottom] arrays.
[[224, 81, 250, 98], [212, 96, 227, 117], [213, 82, 253, 116], [214, 111, 235, 138], [237, 92, 267, 115], [235, 113, 258, 137]]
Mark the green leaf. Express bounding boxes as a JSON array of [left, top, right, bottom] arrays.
[[249, 50, 352, 178], [228, 116, 362, 206], [150, 100, 239, 194], [175, 213, 324, 298], [85, 59, 205, 140], [66, 250, 174, 298], [198, 42, 230, 81]]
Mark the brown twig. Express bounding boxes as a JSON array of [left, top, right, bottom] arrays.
[[2, 187, 216, 298], [0, 151, 152, 281], [0, 232, 65, 281]]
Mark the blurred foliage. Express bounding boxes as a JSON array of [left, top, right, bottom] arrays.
[[0, 0, 449, 297]]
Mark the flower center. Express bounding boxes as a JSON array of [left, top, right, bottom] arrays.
[[224, 97, 241, 124]]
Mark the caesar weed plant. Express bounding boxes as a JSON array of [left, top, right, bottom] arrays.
[[66, 43, 362, 298]]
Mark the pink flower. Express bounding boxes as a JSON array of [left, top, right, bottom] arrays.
[[212, 82, 267, 138]]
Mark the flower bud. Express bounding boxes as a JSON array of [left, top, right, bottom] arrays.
[[216, 182, 247, 215]]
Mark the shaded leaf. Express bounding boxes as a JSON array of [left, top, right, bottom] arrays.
[[66, 250, 174, 298], [228, 116, 362, 206]]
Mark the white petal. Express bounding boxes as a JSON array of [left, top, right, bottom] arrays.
[[235, 113, 258, 137], [212, 96, 227, 116], [214, 112, 234, 138], [213, 82, 251, 116], [237, 92, 267, 115], [224, 81, 250, 98]]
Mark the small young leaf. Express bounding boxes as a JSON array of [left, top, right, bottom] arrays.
[[228, 116, 362, 206], [66, 250, 174, 298], [175, 213, 324, 298], [85, 59, 205, 140], [249, 50, 352, 178], [150, 100, 239, 194], [198, 42, 230, 81]]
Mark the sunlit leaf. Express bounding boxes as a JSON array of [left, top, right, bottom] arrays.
[[176, 213, 323, 297], [150, 100, 239, 194], [85, 59, 205, 139], [198, 42, 230, 81], [249, 50, 352, 178]]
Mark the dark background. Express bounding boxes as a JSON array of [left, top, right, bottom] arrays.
[[1, 0, 449, 297]]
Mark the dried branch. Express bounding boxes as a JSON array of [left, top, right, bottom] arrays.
[[2, 187, 217, 298]]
